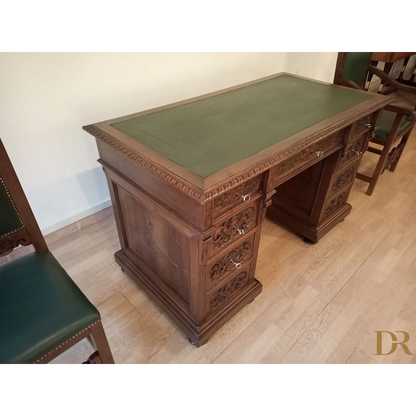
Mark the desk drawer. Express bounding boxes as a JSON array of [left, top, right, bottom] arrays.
[[206, 230, 256, 290], [271, 130, 344, 188], [213, 176, 262, 220], [207, 200, 259, 259], [338, 131, 370, 169], [351, 114, 375, 138], [329, 160, 360, 197], [205, 263, 250, 317], [323, 188, 348, 219]]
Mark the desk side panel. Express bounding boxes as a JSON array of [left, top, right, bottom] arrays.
[[96, 140, 206, 231]]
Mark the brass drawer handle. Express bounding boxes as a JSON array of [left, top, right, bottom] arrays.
[[316, 151, 324, 157], [365, 123, 372, 129], [355, 150, 363, 156], [236, 181, 260, 203], [237, 228, 245, 235], [231, 260, 242, 269]]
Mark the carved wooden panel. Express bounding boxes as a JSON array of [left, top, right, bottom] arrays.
[[208, 203, 258, 258], [338, 133, 367, 169], [271, 130, 344, 188], [117, 186, 191, 304], [324, 191, 348, 218], [207, 232, 255, 289], [383, 142, 405, 173], [213, 176, 261, 219], [331, 163, 357, 194], [208, 271, 248, 312], [352, 114, 373, 137]]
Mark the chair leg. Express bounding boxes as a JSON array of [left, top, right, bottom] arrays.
[[389, 130, 411, 172], [365, 145, 391, 196], [366, 113, 403, 196], [90, 320, 115, 364]]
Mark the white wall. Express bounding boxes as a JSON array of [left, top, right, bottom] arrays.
[[0, 49, 350, 235], [0, 52, 337, 234], [284, 52, 338, 83]]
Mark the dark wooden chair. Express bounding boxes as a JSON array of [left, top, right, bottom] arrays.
[[0, 138, 114, 364], [333, 52, 416, 195]]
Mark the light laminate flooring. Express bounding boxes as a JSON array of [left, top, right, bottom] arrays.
[[53, 130, 416, 364]]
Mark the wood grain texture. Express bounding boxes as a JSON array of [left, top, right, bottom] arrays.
[[53, 128, 416, 363]]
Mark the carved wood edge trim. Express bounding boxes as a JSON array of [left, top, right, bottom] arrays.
[[84, 98, 391, 204], [83, 125, 206, 203]]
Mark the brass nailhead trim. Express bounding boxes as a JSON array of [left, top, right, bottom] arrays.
[[34, 320, 100, 363], [0, 174, 25, 238]]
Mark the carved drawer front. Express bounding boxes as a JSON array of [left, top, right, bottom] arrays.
[[205, 263, 250, 317], [271, 130, 344, 188], [206, 231, 256, 291], [329, 160, 359, 197], [351, 113, 376, 138], [338, 132, 369, 169], [213, 175, 262, 220], [323, 188, 348, 219], [207, 201, 259, 259]]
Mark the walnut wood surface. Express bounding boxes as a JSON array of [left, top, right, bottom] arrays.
[[84, 73, 392, 345], [371, 52, 415, 63]]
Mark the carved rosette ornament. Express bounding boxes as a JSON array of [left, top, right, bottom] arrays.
[[209, 272, 248, 310], [212, 208, 255, 250], [210, 242, 251, 281]]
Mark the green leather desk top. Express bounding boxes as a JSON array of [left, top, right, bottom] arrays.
[[111, 75, 373, 178]]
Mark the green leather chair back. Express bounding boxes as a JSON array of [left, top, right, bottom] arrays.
[[0, 175, 24, 237], [342, 52, 372, 89]]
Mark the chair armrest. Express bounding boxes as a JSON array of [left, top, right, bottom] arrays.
[[385, 103, 412, 114], [384, 104, 416, 122], [369, 65, 416, 95], [408, 113, 416, 122]]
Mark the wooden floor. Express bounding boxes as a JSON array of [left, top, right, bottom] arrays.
[[53, 130, 416, 364]]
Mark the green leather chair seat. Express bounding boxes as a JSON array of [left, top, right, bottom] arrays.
[[0, 252, 100, 364], [375, 111, 413, 141]]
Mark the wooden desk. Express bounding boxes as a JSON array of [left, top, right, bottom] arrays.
[[83, 74, 392, 346]]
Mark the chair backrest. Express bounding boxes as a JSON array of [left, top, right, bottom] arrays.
[[0, 139, 47, 257], [333, 52, 372, 90]]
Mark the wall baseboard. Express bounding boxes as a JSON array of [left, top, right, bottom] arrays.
[[44, 204, 114, 245], [0, 203, 114, 266], [41, 199, 112, 236]]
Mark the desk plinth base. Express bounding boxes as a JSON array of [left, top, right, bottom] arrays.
[[115, 249, 263, 347], [266, 203, 352, 243]]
